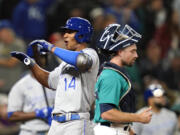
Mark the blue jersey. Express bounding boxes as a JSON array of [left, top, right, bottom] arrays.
[[12, 0, 54, 40]]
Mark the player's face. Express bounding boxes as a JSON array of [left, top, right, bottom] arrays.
[[151, 95, 166, 109], [120, 44, 138, 66], [63, 30, 78, 51]]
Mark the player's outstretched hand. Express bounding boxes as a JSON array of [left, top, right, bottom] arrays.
[[35, 107, 53, 119], [29, 39, 54, 52], [10, 51, 35, 66], [139, 106, 152, 124]]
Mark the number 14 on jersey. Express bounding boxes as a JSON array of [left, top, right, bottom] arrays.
[[64, 77, 76, 91]]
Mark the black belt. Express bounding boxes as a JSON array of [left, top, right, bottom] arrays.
[[100, 122, 130, 131], [100, 122, 111, 127]]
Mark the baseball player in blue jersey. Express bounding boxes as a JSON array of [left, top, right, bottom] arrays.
[[7, 45, 55, 135], [93, 24, 152, 135], [10, 17, 99, 135]]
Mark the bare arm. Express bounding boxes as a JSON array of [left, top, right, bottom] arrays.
[[30, 64, 51, 89], [101, 107, 152, 124], [8, 111, 36, 122], [0, 58, 19, 67], [10, 51, 53, 89]]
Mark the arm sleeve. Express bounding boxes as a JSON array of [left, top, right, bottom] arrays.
[[100, 103, 116, 114], [53, 47, 80, 67], [53, 48, 98, 71]]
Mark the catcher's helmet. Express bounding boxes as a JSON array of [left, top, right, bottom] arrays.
[[60, 17, 93, 43], [144, 84, 165, 103], [97, 24, 142, 51]]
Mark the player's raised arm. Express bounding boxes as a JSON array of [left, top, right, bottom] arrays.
[[10, 48, 50, 89], [29, 17, 94, 72], [29, 40, 93, 72]]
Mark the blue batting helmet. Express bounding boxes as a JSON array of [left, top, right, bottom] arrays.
[[27, 45, 47, 58], [97, 24, 142, 51], [144, 84, 165, 103], [60, 17, 93, 43]]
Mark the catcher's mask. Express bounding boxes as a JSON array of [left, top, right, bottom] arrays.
[[97, 24, 142, 52]]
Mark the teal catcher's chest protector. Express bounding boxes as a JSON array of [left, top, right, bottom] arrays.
[[101, 62, 136, 113]]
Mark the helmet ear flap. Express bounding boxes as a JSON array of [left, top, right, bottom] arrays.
[[75, 33, 84, 43], [75, 32, 91, 43]]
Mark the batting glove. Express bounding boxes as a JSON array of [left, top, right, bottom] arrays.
[[11, 51, 35, 67], [29, 40, 55, 52], [35, 107, 53, 119]]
